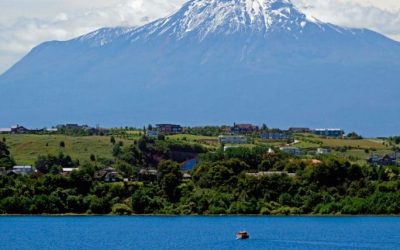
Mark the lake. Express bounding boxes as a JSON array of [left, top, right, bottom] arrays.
[[1, 216, 399, 249]]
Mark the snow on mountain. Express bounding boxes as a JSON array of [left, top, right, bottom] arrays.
[[1, 0, 400, 135]]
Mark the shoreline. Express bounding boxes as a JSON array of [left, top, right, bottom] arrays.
[[1, 214, 400, 217]]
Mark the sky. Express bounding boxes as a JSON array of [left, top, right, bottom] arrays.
[[0, 0, 399, 74]]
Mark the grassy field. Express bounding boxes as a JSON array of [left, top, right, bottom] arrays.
[[1, 134, 132, 165], [1, 133, 396, 166]]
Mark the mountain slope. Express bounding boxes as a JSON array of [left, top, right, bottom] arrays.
[[1, 0, 400, 135]]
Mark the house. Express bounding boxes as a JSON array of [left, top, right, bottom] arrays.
[[62, 168, 78, 175], [313, 128, 344, 137], [11, 125, 30, 134], [218, 135, 247, 145], [146, 130, 159, 139], [368, 155, 397, 166], [260, 132, 289, 140], [246, 171, 296, 178], [156, 124, 183, 134], [94, 167, 119, 182], [316, 148, 330, 155], [288, 127, 311, 133], [231, 123, 259, 134], [10, 166, 33, 175], [46, 128, 58, 133], [138, 168, 158, 181], [280, 147, 301, 155]]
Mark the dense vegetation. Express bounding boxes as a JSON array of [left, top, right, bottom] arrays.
[[0, 137, 400, 215]]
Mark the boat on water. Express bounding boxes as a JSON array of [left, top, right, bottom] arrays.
[[236, 231, 249, 240]]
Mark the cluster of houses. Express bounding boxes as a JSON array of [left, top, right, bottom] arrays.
[[0, 125, 50, 134], [146, 124, 184, 138], [0, 124, 58, 134]]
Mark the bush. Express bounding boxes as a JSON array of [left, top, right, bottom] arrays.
[[112, 203, 132, 215]]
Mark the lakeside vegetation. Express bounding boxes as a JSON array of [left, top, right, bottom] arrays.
[[0, 127, 399, 215]]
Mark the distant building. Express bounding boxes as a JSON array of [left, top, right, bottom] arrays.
[[46, 128, 58, 132], [94, 167, 119, 182], [11, 125, 30, 134], [0, 128, 11, 133], [62, 168, 78, 175], [368, 155, 397, 166], [146, 130, 159, 139], [11, 166, 33, 175], [260, 132, 289, 140], [218, 135, 247, 145], [138, 168, 158, 182], [279, 147, 301, 155], [231, 123, 259, 134], [156, 124, 183, 134], [316, 148, 330, 155], [288, 127, 311, 133], [313, 128, 344, 137]]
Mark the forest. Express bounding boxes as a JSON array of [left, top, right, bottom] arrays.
[[0, 136, 400, 215]]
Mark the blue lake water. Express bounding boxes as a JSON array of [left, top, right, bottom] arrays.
[[1, 216, 400, 250]]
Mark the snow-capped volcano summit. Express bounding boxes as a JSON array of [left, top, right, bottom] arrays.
[[1, 0, 400, 135], [136, 0, 309, 39]]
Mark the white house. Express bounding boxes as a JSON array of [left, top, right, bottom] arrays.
[[218, 135, 247, 145]]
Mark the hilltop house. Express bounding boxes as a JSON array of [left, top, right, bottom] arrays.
[[231, 123, 259, 134], [260, 132, 289, 140], [156, 124, 183, 134], [11, 125, 30, 134], [288, 127, 311, 133], [218, 135, 247, 145], [313, 128, 344, 137], [0, 128, 11, 133]]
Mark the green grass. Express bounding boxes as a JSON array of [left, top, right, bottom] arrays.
[[2, 134, 132, 165]]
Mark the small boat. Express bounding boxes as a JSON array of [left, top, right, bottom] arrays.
[[236, 231, 250, 240]]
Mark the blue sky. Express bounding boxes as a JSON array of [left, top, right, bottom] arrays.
[[0, 0, 399, 74]]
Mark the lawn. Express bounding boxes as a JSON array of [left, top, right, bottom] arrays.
[[1, 134, 132, 165]]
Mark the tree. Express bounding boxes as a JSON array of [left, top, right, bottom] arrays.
[[0, 141, 15, 169], [112, 144, 122, 157], [157, 160, 183, 201], [90, 154, 96, 162], [110, 136, 116, 145], [59, 141, 65, 148]]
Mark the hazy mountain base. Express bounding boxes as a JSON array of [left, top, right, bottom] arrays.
[[1, 0, 400, 135]]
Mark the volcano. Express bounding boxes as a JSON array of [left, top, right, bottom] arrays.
[[1, 0, 399, 135]]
